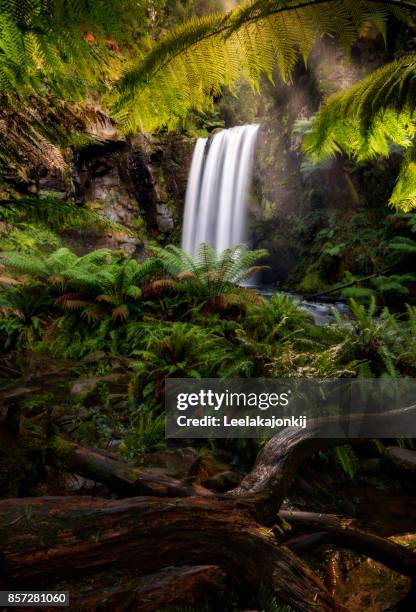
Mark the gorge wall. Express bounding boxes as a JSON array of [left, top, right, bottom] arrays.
[[217, 38, 392, 287], [1, 33, 401, 291]]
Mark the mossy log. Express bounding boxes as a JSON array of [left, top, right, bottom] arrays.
[[65, 565, 227, 612], [226, 404, 416, 524], [47, 436, 210, 498], [280, 510, 416, 579], [3, 406, 416, 609], [0, 496, 344, 612]]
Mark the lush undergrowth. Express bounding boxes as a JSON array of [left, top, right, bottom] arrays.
[[2, 237, 416, 463], [292, 206, 416, 307]]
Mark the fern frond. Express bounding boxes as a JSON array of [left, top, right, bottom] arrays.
[[0, 197, 124, 233], [112, 304, 129, 321], [390, 236, 416, 253], [142, 279, 179, 297], [114, 0, 406, 132], [302, 53, 416, 210]]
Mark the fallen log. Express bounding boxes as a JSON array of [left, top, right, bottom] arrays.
[[385, 445, 416, 474], [47, 436, 211, 498], [309, 265, 396, 300], [279, 510, 416, 579], [226, 405, 416, 524], [42, 406, 416, 528], [69, 565, 227, 612], [3, 405, 416, 611], [285, 531, 330, 554], [0, 496, 344, 612]]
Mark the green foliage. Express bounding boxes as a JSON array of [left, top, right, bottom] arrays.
[[257, 583, 294, 612], [129, 321, 226, 404], [120, 409, 166, 463], [114, 0, 401, 132], [146, 242, 268, 312], [1, 244, 415, 381], [0, 1, 150, 167], [0, 197, 123, 233], [293, 208, 416, 306], [0, 223, 62, 254], [0, 285, 51, 348], [0, 196, 126, 256], [332, 296, 401, 376], [302, 54, 416, 211], [334, 444, 360, 479], [0, 0, 147, 98]]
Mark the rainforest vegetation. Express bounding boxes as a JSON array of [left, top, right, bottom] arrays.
[[2, 1, 416, 611]]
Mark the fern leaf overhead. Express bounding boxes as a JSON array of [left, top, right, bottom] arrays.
[[114, 0, 413, 133], [302, 55, 416, 162], [0, 0, 148, 168], [0, 0, 147, 99], [302, 54, 416, 210]]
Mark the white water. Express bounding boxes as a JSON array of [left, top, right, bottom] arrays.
[[181, 124, 259, 255]]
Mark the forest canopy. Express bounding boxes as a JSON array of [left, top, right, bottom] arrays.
[[2, 0, 416, 208]]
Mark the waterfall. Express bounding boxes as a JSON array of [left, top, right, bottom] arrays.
[[182, 124, 259, 255]]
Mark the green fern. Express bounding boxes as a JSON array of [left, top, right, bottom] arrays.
[[302, 53, 416, 211], [114, 0, 410, 132], [0, 197, 124, 233], [145, 242, 268, 311], [257, 583, 294, 612], [334, 444, 359, 479], [0, 0, 148, 168]]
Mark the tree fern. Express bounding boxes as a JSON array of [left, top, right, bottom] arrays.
[[114, 0, 412, 132], [0, 0, 148, 168], [0, 0, 147, 99], [302, 53, 416, 210], [150, 242, 268, 293], [1, 0, 414, 166]]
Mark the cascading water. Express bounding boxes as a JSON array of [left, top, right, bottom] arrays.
[[181, 124, 259, 255]]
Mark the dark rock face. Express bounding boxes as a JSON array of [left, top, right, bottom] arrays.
[[72, 133, 194, 253], [1, 126, 194, 254]]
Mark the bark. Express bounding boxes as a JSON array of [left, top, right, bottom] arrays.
[[47, 436, 210, 498], [0, 496, 344, 612], [46, 408, 416, 526], [3, 407, 416, 609], [279, 510, 416, 578], [285, 531, 330, 554], [68, 565, 227, 612], [226, 405, 416, 524]]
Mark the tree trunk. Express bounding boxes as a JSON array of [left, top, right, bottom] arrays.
[[226, 405, 416, 523], [47, 436, 210, 498], [0, 496, 344, 612], [280, 510, 416, 578], [67, 565, 227, 612], [3, 406, 416, 610]]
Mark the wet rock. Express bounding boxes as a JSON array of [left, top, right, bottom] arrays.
[[70, 132, 193, 250], [385, 446, 416, 473], [202, 470, 242, 493], [145, 447, 201, 479]]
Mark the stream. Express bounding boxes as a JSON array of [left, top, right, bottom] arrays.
[[253, 285, 349, 325]]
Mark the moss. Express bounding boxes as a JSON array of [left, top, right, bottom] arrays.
[[298, 266, 327, 295]]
